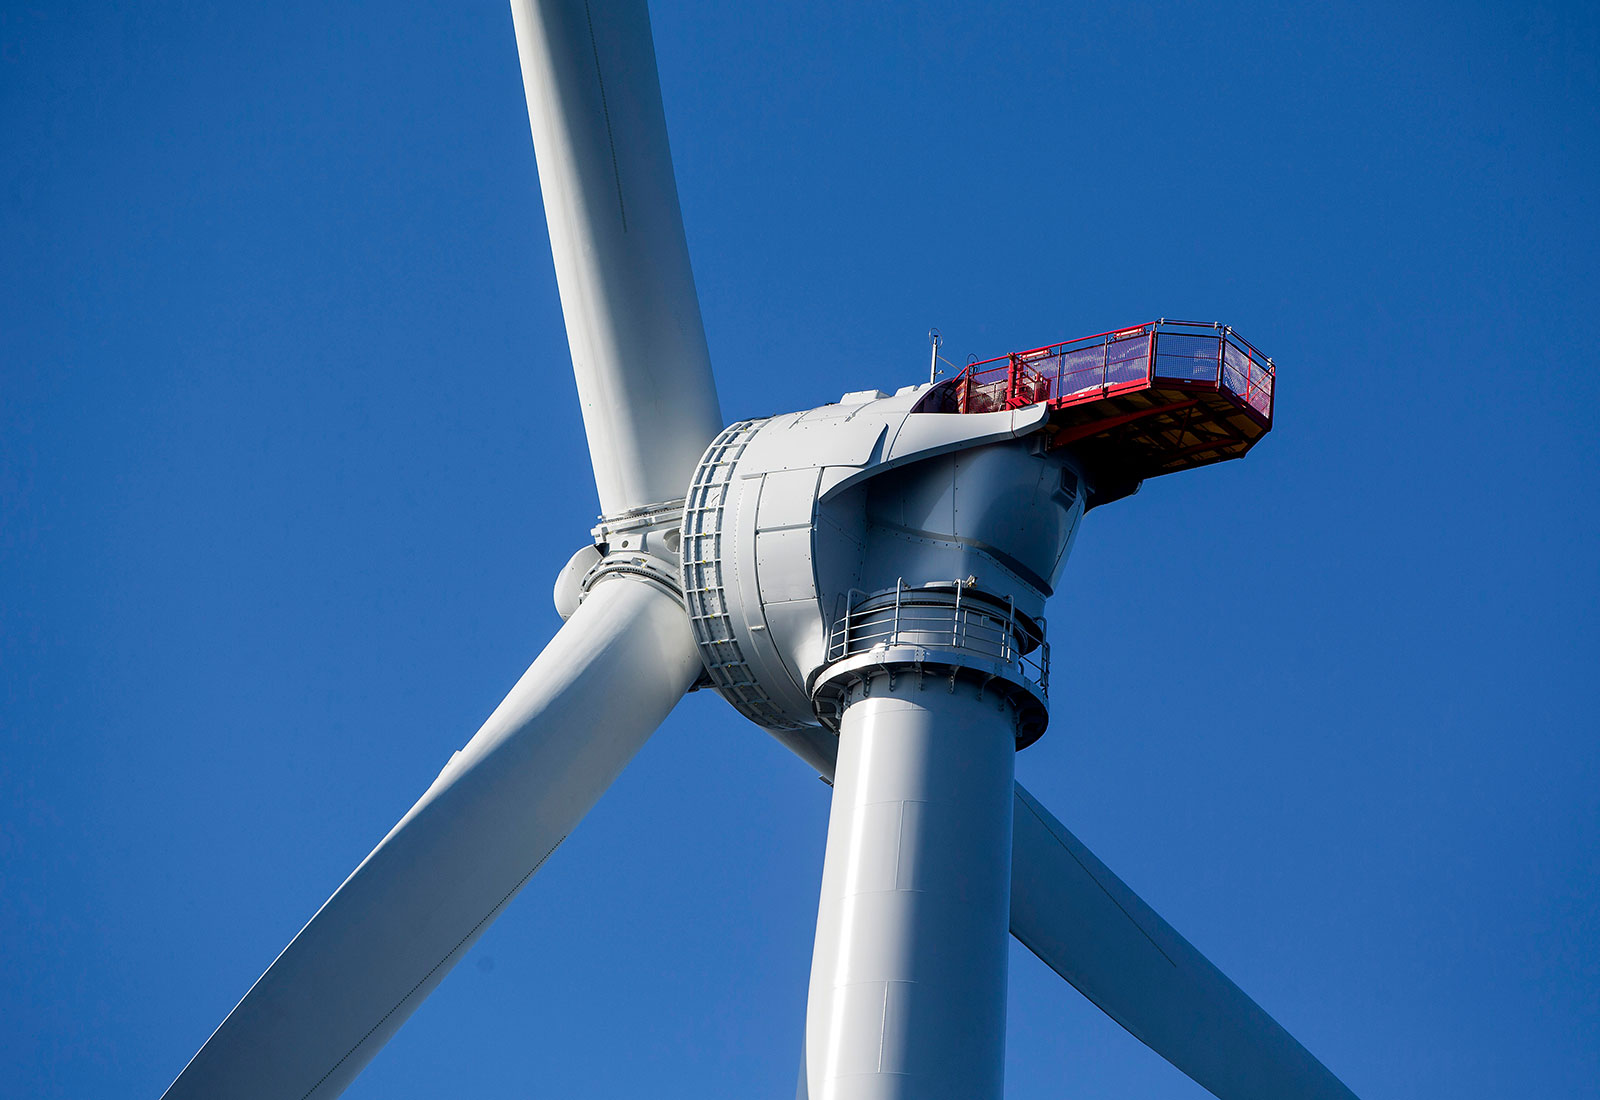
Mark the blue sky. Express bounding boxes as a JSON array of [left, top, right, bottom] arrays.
[[2, 1, 1596, 1097]]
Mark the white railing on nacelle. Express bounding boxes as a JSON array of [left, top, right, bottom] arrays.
[[825, 579, 1049, 701]]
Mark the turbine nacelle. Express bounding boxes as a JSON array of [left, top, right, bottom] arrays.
[[559, 381, 1090, 765]]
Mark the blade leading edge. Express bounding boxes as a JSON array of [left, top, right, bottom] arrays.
[[511, 0, 724, 516], [161, 576, 701, 1100], [1009, 783, 1360, 1100]]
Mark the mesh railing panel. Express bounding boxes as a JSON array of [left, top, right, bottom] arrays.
[[1154, 332, 1223, 382], [1248, 369, 1273, 416], [1024, 332, 1151, 402], [1055, 344, 1110, 397], [955, 321, 1272, 423], [1106, 332, 1152, 386], [1221, 338, 1272, 416], [1221, 339, 1250, 396]]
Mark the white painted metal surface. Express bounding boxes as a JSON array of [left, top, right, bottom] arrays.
[[779, 724, 1365, 1100], [781, 721, 1365, 1100], [803, 681, 1017, 1100], [510, 0, 722, 516], [552, 541, 603, 619], [160, 575, 700, 1100], [680, 389, 1063, 741]]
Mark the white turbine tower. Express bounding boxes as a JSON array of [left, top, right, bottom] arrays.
[[161, 4, 1349, 1099]]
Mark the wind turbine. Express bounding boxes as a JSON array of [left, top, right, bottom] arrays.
[[161, 3, 1355, 1098]]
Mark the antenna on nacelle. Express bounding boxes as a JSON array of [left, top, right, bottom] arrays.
[[928, 327, 943, 383]]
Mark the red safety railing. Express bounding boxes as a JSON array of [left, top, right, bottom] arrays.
[[953, 320, 1274, 423]]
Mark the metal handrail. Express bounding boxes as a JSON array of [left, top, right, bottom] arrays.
[[825, 580, 1049, 700], [953, 320, 1275, 422]]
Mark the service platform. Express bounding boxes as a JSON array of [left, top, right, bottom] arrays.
[[935, 320, 1274, 501]]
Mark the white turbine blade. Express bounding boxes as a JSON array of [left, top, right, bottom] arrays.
[[161, 577, 701, 1100], [510, 0, 723, 516], [765, 734, 1355, 1097], [1009, 783, 1360, 1100]]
